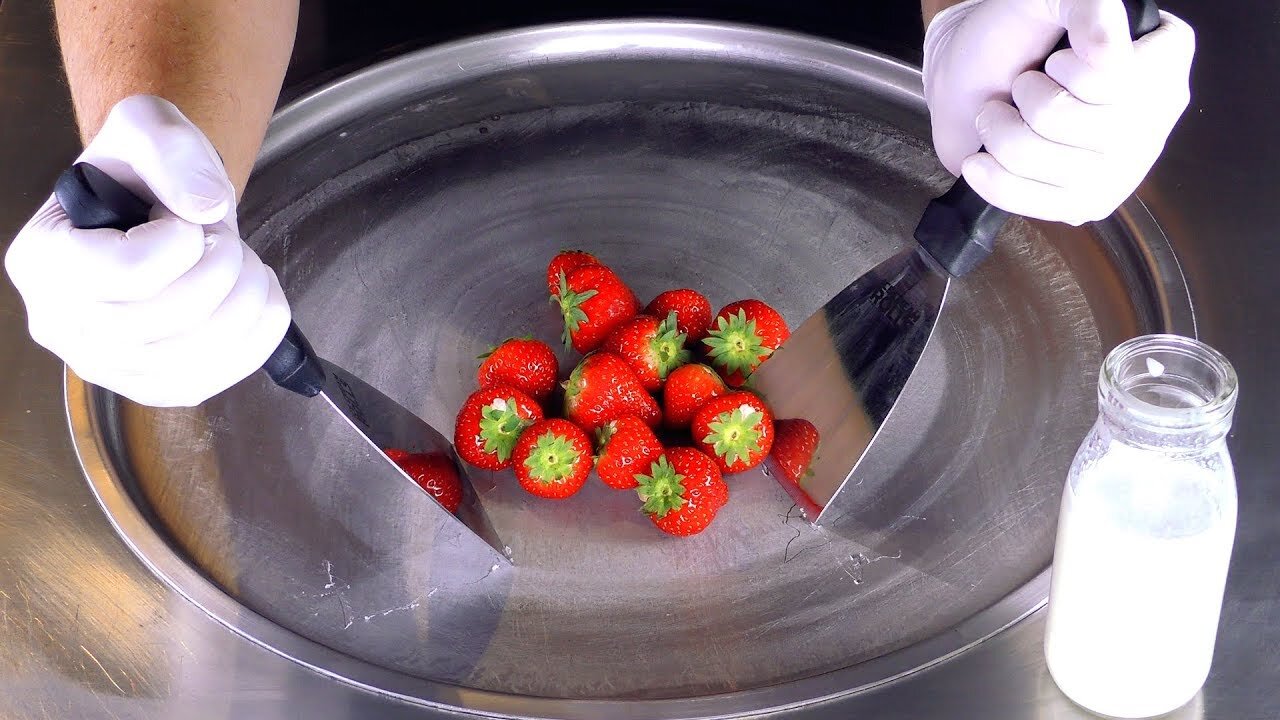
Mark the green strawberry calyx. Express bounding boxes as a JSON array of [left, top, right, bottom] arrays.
[[563, 360, 586, 410], [702, 310, 771, 377], [553, 270, 598, 350], [635, 456, 686, 518], [703, 403, 765, 468], [522, 431, 583, 485], [595, 420, 618, 449], [479, 397, 532, 463], [650, 312, 691, 379]]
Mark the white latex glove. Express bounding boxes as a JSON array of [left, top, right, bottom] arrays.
[[5, 95, 290, 407], [923, 0, 1195, 225]]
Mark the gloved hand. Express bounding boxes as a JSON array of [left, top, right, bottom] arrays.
[[5, 95, 290, 407], [923, 0, 1195, 225]]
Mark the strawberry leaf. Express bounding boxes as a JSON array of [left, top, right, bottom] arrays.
[[650, 311, 691, 379], [702, 309, 771, 377], [595, 420, 618, 450], [478, 397, 533, 463], [522, 431, 584, 485], [555, 271, 598, 350], [635, 456, 686, 517], [703, 404, 765, 467]]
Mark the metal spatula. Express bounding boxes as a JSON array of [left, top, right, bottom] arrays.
[[753, 0, 1161, 524], [55, 162, 510, 564]]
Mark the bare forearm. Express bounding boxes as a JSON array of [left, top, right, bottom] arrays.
[[922, 0, 970, 26], [54, 0, 299, 196]]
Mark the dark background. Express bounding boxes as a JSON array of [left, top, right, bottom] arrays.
[[286, 1, 928, 96]]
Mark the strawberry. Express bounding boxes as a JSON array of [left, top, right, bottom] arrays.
[[646, 289, 713, 346], [595, 416, 665, 490], [554, 265, 639, 354], [453, 385, 544, 471], [702, 299, 790, 387], [547, 250, 603, 297], [770, 418, 821, 485], [602, 312, 690, 391], [563, 352, 661, 432], [512, 418, 593, 499], [477, 337, 559, 400], [692, 392, 775, 475], [635, 447, 728, 536], [384, 449, 464, 513], [662, 363, 728, 429]]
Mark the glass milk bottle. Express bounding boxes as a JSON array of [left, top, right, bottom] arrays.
[[1044, 334, 1238, 718]]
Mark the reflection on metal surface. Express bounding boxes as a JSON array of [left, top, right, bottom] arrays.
[[58, 21, 1196, 717], [753, 247, 948, 520], [317, 359, 510, 563]]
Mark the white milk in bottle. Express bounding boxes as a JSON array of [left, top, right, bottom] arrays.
[[1044, 335, 1238, 718]]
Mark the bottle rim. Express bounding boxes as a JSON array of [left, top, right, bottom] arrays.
[[1100, 334, 1238, 431]]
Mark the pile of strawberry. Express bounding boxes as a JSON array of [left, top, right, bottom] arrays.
[[391, 250, 820, 537]]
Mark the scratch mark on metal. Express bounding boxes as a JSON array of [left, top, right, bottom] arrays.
[[33, 616, 65, 650], [362, 595, 423, 622], [338, 594, 355, 630], [865, 550, 902, 563], [81, 645, 126, 694], [844, 550, 903, 585], [177, 638, 197, 659], [118, 668, 137, 693], [780, 504, 803, 563], [324, 560, 337, 589], [464, 565, 497, 586]]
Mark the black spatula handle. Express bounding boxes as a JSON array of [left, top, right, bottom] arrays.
[[915, 0, 1162, 277], [55, 162, 327, 397]]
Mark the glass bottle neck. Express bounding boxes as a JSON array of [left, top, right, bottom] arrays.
[[1096, 334, 1238, 451]]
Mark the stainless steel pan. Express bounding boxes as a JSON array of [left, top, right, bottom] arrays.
[[64, 20, 1194, 718]]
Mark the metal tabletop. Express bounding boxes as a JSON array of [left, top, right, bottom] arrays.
[[1, 1, 1275, 719]]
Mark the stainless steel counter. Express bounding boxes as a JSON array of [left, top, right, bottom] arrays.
[[1, 1, 1276, 719]]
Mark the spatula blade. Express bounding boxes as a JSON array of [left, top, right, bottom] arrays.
[[752, 246, 949, 522], [318, 359, 510, 563]]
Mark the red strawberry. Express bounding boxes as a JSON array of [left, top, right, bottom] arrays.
[[554, 265, 639, 354], [563, 352, 661, 433], [453, 385, 544, 471], [595, 416, 665, 490], [384, 449, 465, 513], [702, 299, 790, 387], [477, 337, 559, 400], [692, 392, 775, 475], [771, 418, 821, 485], [646, 289, 713, 345], [547, 250, 602, 297], [602, 312, 690, 391], [635, 447, 728, 536], [662, 363, 728, 429], [512, 418, 593, 499]]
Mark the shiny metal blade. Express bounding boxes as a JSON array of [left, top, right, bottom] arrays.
[[317, 359, 511, 563], [752, 246, 949, 523]]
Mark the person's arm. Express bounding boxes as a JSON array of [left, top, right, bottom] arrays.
[[53, 0, 300, 195], [922, 0, 969, 25]]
